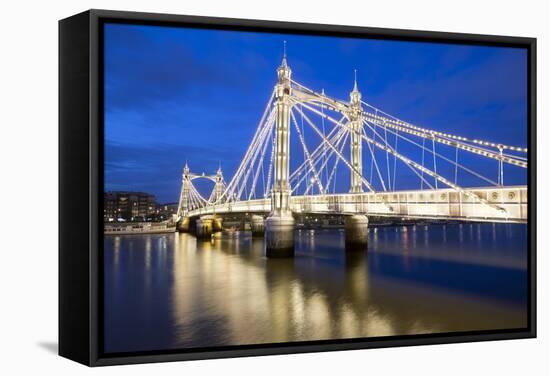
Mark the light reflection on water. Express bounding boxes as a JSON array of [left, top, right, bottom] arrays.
[[103, 223, 528, 353]]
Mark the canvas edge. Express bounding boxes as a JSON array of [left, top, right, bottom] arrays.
[[58, 9, 93, 366]]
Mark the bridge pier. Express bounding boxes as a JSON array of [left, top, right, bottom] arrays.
[[212, 217, 223, 233], [251, 215, 265, 237], [345, 215, 369, 251], [177, 217, 190, 232], [265, 215, 295, 258], [195, 216, 214, 240]]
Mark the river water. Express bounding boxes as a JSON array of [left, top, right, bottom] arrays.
[[103, 223, 528, 354]]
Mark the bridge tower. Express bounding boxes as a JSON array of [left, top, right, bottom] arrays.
[[177, 163, 191, 232], [212, 166, 224, 203], [265, 44, 296, 257], [345, 72, 369, 251], [349, 70, 363, 193]]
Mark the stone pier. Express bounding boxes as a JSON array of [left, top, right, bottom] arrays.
[[265, 215, 295, 258], [177, 217, 190, 233], [344, 215, 369, 251], [195, 216, 214, 240], [212, 217, 223, 233], [250, 215, 265, 237]]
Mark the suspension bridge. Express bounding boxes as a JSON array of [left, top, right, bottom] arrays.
[[175, 48, 528, 256]]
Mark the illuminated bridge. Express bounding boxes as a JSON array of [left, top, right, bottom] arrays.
[[175, 48, 528, 256]]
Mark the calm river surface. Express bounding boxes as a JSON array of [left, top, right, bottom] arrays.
[[103, 223, 528, 353]]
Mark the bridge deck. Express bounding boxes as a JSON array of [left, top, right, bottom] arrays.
[[188, 186, 528, 223]]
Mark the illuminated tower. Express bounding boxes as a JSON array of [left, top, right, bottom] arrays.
[[176, 163, 192, 232], [271, 42, 293, 215], [177, 163, 191, 217], [349, 70, 363, 193], [213, 165, 224, 203], [265, 42, 295, 257]]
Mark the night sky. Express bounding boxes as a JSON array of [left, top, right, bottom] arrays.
[[104, 23, 528, 204]]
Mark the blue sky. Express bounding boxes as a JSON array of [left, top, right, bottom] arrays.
[[104, 23, 528, 203]]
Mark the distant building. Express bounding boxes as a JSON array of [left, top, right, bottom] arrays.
[[103, 191, 157, 222], [157, 202, 178, 221]]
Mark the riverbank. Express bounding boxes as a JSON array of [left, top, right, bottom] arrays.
[[104, 222, 176, 235]]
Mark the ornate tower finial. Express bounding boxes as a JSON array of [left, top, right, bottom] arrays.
[[350, 69, 362, 104], [281, 40, 288, 67], [183, 161, 190, 176], [277, 40, 292, 83]]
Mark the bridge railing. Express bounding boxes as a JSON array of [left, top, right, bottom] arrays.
[[187, 186, 527, 223]]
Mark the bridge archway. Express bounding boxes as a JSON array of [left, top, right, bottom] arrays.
[[176, 165, 226, 220]]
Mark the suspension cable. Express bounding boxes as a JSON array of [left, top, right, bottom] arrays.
[[454, 145, 459, 185], [383, 120, 392, 190], [290, 120, 343, 182], [290, 109, 325, 195], [265, 132, 275, 198], [321, 89, 328, 187], [221, 91, 275, 201], [293, 127, 347, 194], [292, 102, 376, 193], [360, 99, 527, 153], [362, 126, 387, 191], [363, 120, 434, 190], [499, 146, 504, 186], [392, 130, 398, 191], [420, 137, 426, 190], [301, 102, 504, 211], [372, 117, 499, 187], [248, 119, 275, 200], [324, 131, 350, 194], [304, 126, 349, 194], [236, 111, 275, 200], [432, 135, 438, 189]]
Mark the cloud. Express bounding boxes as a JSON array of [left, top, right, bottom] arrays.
[[364, 48, 527, 144], [102, 25, 528, 197], [104, 24, 253, 113], [104, 141, 238, 202]]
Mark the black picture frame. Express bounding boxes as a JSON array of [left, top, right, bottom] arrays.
[[59, 8, 537, 367]]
